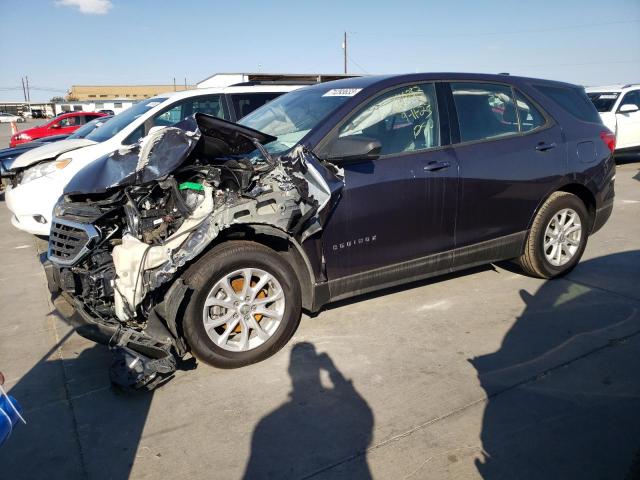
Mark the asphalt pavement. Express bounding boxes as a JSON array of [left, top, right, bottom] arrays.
[[0, 122, 639, 479]]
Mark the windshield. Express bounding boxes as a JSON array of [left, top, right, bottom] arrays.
[[84, 98, 168, 143], [67, 116, 112, 139], [238, 87, 356, 155], [587, 92, 620, 112]]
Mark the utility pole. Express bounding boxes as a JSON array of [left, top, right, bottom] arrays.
[[25, 76, 31, 112], [184, 77, 187, 89], [343, 31, 347, 74], [21, 77, 27, 102], [173, 77, 176, 91]]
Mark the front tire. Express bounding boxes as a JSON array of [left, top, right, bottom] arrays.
[[518, 192, 589, 278], [182, 241, 302, 368]]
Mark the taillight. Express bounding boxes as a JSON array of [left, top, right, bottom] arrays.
[[600, 131, 616, 153]]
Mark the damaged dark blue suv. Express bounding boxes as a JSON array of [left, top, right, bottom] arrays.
[[45, 73, 615, 388]]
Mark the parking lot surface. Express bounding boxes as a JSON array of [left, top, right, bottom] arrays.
[[0, 118, 43, 147], [0, 116, 639, 478]]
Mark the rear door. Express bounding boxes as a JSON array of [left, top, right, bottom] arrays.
[[319, 82, 458, 281], [615, 89, 640, 149], [448, 82, 566, 265]]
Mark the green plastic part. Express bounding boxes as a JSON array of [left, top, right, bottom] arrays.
[[178, 182, 204, 191]]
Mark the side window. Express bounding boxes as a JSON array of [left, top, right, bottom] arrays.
[[534, 84, 601, 124], [514, 91, 545, 132], [153, 100, 189, 127], [153, 96, 225, 128], [59, 116, 79, 128], [123, 126, 144, 145], [231, 93, 282, 119], [620, 90, 640, 110], [191, 96, 224, 119], [451, 82, 518, 142], [332, 83, 440, 156]]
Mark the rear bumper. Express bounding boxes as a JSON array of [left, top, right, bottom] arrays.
[[592, 200, 614, 234]]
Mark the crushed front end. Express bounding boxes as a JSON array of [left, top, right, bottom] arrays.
[[45, 114, 342, 390]]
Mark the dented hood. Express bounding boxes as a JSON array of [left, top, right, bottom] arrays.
[[64, 114, 276, 195], [11, 138, 97, 170]]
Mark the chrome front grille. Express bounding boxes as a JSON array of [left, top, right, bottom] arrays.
[[48, 218, 100, 266]]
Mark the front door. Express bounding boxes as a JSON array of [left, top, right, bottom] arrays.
[[318, 82, 458, 282]]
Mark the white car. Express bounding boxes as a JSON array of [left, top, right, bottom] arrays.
[[5, 85, 301, 235], [0, 113, 25, 123], [586, 84, 640, 152]]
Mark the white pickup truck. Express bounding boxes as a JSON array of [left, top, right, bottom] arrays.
[[586, 84, 640, 153]]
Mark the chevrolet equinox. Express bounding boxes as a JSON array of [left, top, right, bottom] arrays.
[[45, 73, 615, 389]]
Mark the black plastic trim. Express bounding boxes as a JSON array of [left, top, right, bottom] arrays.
[[326, 231, 527, 303]]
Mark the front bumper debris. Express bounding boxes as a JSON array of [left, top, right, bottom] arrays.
[[48, 264, 178, 391]]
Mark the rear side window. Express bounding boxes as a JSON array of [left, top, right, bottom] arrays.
[[535, 85, 601, 123], [82, 114, 100, 124], [514, 91, 545, 132], [230, 92, 283, 119], [451, 82, 519, 142], [587, 92, 620, 112]]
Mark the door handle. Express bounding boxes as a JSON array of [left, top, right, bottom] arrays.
[[535, 142, 556, 152], [424, 161, 450, 172]]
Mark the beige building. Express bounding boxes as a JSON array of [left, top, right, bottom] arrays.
[[66, 84, 195, 101]]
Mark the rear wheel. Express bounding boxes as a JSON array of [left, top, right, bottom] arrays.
[[518, 191, 589, 278], [182, 241, 302, 368]]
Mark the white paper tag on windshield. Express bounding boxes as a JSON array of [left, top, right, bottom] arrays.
[[598, 94, 618, 99], [323, 88, 362, 97], [146, 101, 161, 107]]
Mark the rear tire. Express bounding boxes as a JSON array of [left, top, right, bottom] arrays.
[[518, 192, 589, 278], [182, 241, 302, 368]]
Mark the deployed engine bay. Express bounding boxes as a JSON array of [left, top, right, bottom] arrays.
[[48, 113, 343, 389]]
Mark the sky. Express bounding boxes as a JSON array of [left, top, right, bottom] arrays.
[[0, 0, 638, 102]]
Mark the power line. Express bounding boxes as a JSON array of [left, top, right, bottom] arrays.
[[349, 19, 640, 38], [347, 54, 370, 74], [0, 85, 66, 93], [464, 58, 640, 70]]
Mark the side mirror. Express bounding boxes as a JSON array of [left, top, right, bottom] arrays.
[[50, 123, 60, 129], [618, 103, 639, 114], [326, 136, 382, 163]]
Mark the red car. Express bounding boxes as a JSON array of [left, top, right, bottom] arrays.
[[9, 112, 107, 147]]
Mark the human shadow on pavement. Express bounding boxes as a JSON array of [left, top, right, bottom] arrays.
[[243, 342, 374, 479], [0, 323, 155, 480], [473, 251, 640, 480]]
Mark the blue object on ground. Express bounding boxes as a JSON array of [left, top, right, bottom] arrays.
[[0, 393, 24, 446]]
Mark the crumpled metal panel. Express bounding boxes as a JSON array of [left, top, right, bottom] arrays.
[[65, 126, 200, 194], [64, 113, 276, 195]]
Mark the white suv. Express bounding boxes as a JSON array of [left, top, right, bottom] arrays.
[[5, 85, 301, 235], [586, 84, 640, 152]]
